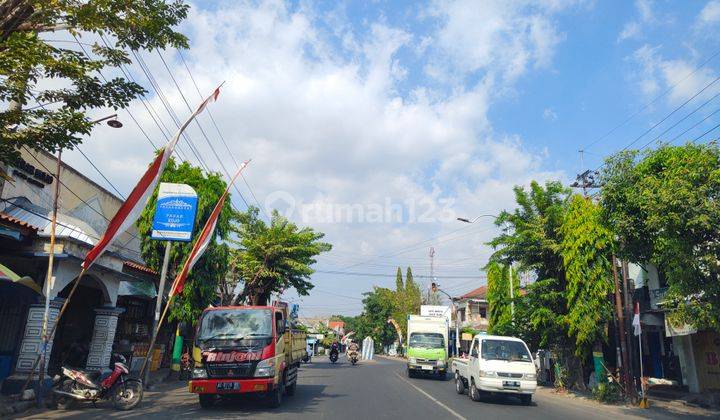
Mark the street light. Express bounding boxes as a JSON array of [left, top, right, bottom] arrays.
[[91, 113, 123, 128], [457, 214, 515, 321], [431, 282, 460, 357]]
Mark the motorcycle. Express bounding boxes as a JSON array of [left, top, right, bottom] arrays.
[[329, 350, 339, 364], [52, 354, 143, 411], [302, 353, 311, 363], [348, 350, 359, 365]]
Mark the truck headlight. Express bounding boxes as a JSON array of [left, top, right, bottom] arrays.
[[192, 367, 207, 379], [478, 370, 497, 378], [254, 358, 276, 377], [524, 373, 537, 380], [408, 357, 417, 364], [437, 359, 445, 367]]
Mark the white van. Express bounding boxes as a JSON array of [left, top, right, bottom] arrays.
[[451, 335, 537, 405]]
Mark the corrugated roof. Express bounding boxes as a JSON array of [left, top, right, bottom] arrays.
[[2, 205, 96, 245], [0, 212, 39, 231]]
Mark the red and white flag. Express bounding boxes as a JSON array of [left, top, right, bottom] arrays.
[[169, 161, 250, 297], [632, 301, 642, 336], [82, 86, 223, 270]]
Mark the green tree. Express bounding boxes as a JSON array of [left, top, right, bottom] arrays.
[[358, 287, 397, 352], [485, 261, 517, 335], [601, 142, 720, 331], [136, 158, 232, 323], [405, 267, 421, 314], [232, 207, 331, 305], [559, 195, 615, 357], [0, 0, 189, 164]]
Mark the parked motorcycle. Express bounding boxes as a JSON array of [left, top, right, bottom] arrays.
[[52, 354, 143, 411], [302, 353, 311, 363]]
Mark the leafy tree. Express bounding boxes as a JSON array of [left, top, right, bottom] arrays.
[[136, 158, 232, 323], [485, 260, 518, 335], [357, 287, 397, 352], [232, 207, 331, 305], [601, 142, 720, 331], [559, 195, 615, 357], [395, 267, 403, 291], [0, 0, 189, 164]]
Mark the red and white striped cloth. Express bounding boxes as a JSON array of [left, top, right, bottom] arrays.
[[82, 86, 222, 270], [169, 160, 250, 297]]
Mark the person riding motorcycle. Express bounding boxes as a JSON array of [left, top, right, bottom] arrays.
[[329, 340, 340, 362], [347, 341, 360, 363]]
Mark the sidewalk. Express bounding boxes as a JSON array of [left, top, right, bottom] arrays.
[[538, 385, 720, 418], [0, 368, 173, 418]]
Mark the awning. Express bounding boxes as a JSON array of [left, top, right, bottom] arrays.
[[118, 280, 157, 298], [0, 263, 42, 294]]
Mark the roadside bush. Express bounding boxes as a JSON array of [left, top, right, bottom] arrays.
[[592, 381, 623, 404]]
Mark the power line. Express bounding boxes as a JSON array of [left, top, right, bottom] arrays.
[[315, 269, 485, 279], [177, 49, 269, 220], [581, 47, 720, 151], [155, 49, 251, 210]]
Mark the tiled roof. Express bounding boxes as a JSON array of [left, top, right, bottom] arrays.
[[123, 260, 158, 276], [0, 211, 39, 231], [459, 285, 487, 299]]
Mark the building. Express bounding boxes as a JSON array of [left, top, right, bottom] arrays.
[[454, 285, 489, 332], [0, 149, 164, 394], [630, 263, 720, 394], [328, 320, 345, 336]]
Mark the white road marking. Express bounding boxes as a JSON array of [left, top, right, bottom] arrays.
[[393, 372, 468, 420]]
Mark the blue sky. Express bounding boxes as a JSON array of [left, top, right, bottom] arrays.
[[63, 0, 720, 316]]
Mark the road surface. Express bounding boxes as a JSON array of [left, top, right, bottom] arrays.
[[20, 356, 713, 419]]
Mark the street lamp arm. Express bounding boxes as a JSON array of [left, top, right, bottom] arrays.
[[456, 214, 498, 224]]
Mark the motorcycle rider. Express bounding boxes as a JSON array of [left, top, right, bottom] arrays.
[[347, 340, 360, 363], [329, 340, 340, 361]]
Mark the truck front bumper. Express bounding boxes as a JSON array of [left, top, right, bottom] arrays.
[[408, 363, 446, 375], [476, 378, 537, 395], [189, 378, 275, 394]]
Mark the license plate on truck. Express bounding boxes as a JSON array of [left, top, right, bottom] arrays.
[[502, 381, 520, 388], [421, 365, 433, 371], [216, 382, 240, 391]]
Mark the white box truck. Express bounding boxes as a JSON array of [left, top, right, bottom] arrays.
[[406, 315, 449, 378]]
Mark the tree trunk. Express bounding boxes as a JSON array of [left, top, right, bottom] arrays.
[[0, 0, 34, 43]]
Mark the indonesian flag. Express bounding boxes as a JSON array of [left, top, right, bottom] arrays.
[[632, 301, 642, 336], [169, 160, 250, 297], [81, 86, 222, 270]]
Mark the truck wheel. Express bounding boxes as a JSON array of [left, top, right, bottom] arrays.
[[455, 373, 465, 394], [469, 379, 482, 402], [520, 394, 532, 405], [285, 380, 296, 396], [407, 369, 415, 378], [198, 394, 216, 409], [268, 376, 285, 408]]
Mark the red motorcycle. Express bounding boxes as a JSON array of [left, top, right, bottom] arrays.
[[52, 354, 143, 411]]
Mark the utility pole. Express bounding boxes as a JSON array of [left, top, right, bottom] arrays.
[[621, 260, 637, 401], [571, 169, 601, 197], [612, 255, 632, 399]]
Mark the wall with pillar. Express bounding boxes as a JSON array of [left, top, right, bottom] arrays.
[[85, 307, 124, 372], [13, 298, 64, 375]]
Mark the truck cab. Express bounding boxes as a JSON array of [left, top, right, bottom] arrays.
[[452, 334, 537, 405], [188, 303, 306, 408], [406, 315, 449, 378]]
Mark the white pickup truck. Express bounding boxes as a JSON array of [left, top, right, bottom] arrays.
[[452, 334, 537, 405]]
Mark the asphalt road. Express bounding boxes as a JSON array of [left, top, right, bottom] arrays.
[[19, 356, 714, 419]]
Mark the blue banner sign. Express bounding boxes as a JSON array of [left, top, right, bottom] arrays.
[[151, 183, 198, 242]]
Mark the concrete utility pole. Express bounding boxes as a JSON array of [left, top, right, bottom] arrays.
[[612, 255, 632, 399], [621, 260, 637, 401]]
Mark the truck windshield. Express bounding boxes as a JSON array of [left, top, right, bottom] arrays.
[[197, 309, 272, 341], [409, 332, 445, 349], [481, 339, 532, 362]]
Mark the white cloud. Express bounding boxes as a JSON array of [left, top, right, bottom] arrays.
[[543, 107, 558, 121], [698, 0, 720, 26], [425, 0, 570, 84], [618, 21, 641, 42], [617, 0, 656, 43], [630, 44, 718, 105], [60, 0, 570, 314]]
